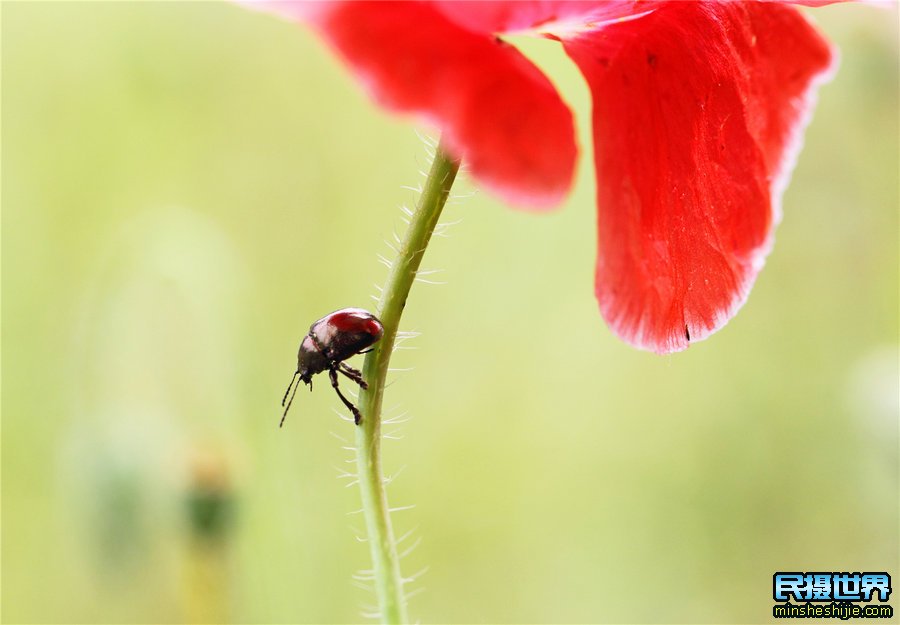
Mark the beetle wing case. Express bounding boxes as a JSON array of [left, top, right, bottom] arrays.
[[315, 308, 384, 360]]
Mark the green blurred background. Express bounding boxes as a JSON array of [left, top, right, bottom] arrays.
[[2, 2, 897, 623]]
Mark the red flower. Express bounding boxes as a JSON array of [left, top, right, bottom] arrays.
[[243, 0, 839, 353]]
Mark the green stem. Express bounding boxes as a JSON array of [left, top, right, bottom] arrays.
[[355, 137, 460, 624]]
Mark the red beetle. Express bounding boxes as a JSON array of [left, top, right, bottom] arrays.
[[281, 308, 384, 427]]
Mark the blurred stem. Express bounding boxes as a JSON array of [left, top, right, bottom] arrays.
[[184, 453, 233, 624], [356, 137, 460, 624]]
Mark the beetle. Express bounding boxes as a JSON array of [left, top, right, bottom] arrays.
[[281, 308, 384, 427]]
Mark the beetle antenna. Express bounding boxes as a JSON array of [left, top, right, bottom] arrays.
[[281, 376, 302, 428], [282, 370, 300, 406]]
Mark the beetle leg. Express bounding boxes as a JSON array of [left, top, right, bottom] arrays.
[[329, 368, 363, 425], [338, 362, 367, 389]]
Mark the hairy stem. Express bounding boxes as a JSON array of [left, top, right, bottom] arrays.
[[355, 137, 460, 624]]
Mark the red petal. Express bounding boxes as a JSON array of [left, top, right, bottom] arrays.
[[562, 2, 835, 353], [434, 1, 665, 36], [256, 1, 576, 208]]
